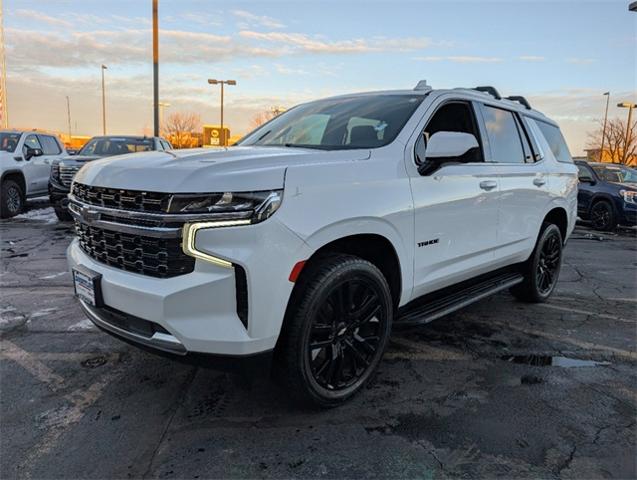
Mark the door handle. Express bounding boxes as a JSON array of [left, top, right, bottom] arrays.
[[533, 177, 546, 187], [479, 180, 497, 191]]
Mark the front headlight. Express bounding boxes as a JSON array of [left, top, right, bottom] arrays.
[[620, 189, 637, 205], [51, 162, 60, 181], [168, 190, 282, 222], [179, 190, 283, 267]]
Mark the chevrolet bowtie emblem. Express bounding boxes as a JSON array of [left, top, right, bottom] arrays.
[[81, 206, 100, 222]]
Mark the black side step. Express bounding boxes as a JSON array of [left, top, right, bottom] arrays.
[[396, 271, 524, 327]]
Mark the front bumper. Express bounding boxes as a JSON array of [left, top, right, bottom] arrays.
[[620, 203, 637, 226], [48, 180, 70, 206], [67, 217, 311, 357]]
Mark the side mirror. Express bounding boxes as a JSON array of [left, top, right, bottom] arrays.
[[578, 175, 595, 184], [24, 147, 43, 161], [426, 131, 479, 159], [418, 131, 479, 175]]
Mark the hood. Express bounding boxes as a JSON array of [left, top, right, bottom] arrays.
[[609, 181, 637, 190], [56, 154, 104, 165], [73, 146, 371, 192]]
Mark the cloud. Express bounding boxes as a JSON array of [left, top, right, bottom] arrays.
[[232, 10, 285, 29], [519, 55, 545, 62], [239, 31, 435, 53], [274, 64, 309, 75], [414, 55, 503, 63], [13, 9, 73, 28], [566, 57, 597, 65]]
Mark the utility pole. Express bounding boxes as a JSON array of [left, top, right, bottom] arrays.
[[152, 0, 159, 137], [101, 65, 107, 135], [207, 79, 236, 146], [0, 0, 8, 129], [66, 96, 72, 140], [600, 92, 610, 162]]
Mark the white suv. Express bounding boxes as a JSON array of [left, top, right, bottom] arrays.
[[67, 83, 577, 406], [0, 130, 67, 218]]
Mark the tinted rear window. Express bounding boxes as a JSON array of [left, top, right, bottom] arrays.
[[536, 121, 572, 163]]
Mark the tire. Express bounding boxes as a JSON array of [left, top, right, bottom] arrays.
[[54, 206, 73, 222], [590, 200, 616, 232], [0, 179, 24, 219], [277, 253, 393, 407], [510, 223, 563, 303]]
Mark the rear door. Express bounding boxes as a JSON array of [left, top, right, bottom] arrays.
[[408, 97, 501, 297], [478, 104, 549, 265]]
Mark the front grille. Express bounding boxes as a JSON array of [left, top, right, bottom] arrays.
[[73, 183, 169, 213], [75, 221, 194, 278], [60, 165, 81, 187]]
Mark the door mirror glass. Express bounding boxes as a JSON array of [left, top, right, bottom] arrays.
[[24, 147, 43, 161], [426, 131, 479, 159]]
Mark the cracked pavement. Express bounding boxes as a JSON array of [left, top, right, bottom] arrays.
[[1, 200, 636, 479]]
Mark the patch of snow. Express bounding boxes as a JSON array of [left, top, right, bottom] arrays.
[[68, 319, 96, 331], [39, 272, 68, 280], [0, 306, 17, 314], [30, 307, 58, 319], [14, 207, 57, 224]]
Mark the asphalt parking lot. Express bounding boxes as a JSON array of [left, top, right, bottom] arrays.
[[1, 200, 636, 479]]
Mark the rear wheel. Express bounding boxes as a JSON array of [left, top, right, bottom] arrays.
[[510, 223, 563, 303], [0, 180, 24, 218], [590, 200, 616, 231], [278, 254, 393, 407]]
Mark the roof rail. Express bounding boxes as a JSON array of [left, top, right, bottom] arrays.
[[505, 95, 532, 110], [474, 86, 502, 100]]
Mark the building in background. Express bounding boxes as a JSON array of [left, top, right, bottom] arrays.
[[585, 148, 637, 166]]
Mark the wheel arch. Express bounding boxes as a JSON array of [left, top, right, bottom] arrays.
[[1, 170, 26, 196], [542, 206, 569, 241]]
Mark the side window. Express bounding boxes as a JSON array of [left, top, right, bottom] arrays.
[[416, 101, 484, 164], [513, 115, 534, 163], [577, 164, 594, 182], [482, 105, 525, 163], [38, 135, 62, 155], [534, 120, 573, 163], [23, 135, 42, 155]]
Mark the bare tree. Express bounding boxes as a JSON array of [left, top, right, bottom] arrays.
[[163, 112, 202, 149], [249, 109, 283, 130], [587, 118, 637, 165]]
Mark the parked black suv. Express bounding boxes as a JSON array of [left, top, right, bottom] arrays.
[[49, 135, 172, 220], [575, 160, 637, 231]]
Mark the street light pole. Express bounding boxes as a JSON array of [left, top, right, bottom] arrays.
[[207, 79, 236, 146], [600, 92, 610, 162], [152, 0, 159, 137], [617, 102, 636, 164], [66, 96, 72, 140], [101, 65, 107, 135]]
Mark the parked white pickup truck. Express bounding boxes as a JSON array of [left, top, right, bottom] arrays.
[[0, 130, 67, 218], [67, 83, 577, 406]]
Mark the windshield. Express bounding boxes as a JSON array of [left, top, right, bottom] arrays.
[[237, 94, 425, 150], [592, 165, 637, 183], [0, 132, 22, 153], [79, 137, 154, 156]]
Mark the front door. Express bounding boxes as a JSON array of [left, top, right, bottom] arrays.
[[409, 99, 500, 298], [21, 134, 51, 195]]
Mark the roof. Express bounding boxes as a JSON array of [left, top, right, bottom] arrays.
[[314, 84, 552, 124]]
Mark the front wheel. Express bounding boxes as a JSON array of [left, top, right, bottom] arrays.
[[510, 223, 563, 303], [0, 180, 24, 218], [590, 200, 616, 231], [54, 205, 73, 222], [277, 254, 393, 407]]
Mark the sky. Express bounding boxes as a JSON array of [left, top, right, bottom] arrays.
[[4, 0, 636, 155]]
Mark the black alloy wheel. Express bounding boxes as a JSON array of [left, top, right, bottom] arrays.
[[307, 277, 384, 391], [536, 229, 561, 296], [590, 201, 615, 231], [510, 223, 563, 303], [278, 254, 393, 407]]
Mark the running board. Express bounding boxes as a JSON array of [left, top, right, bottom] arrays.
[[396, 272, 524, 327]]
